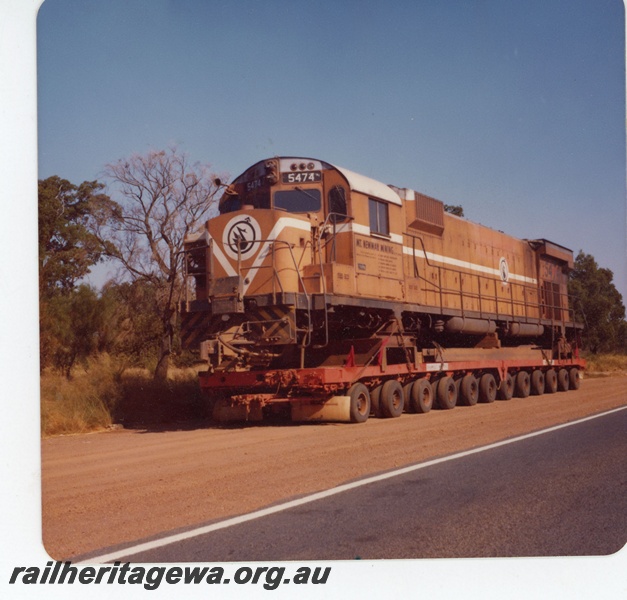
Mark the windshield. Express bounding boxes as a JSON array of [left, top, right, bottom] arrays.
[[274, 188, 321, 213], [219, 186, 271, 214]]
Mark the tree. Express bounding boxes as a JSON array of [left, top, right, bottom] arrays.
[[91, 147, 220, 380], [444, 204, 464, 217], [38, 176, 115, 297], [39, 176, 118, 371], [99, 280, 163, 366], [50, 285, 108, 377], [568, 251, 627, 353]]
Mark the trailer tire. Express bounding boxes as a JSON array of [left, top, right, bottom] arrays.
[[498, 372, 514, 400], [437, 376, 457, 410], [347, 383, 371, 423], [545, 369, 558, 393], [569, 368, 581, 390], [410, 378, 433, 414], [380, 380, 404, 418], [460, 374, 479, 406], [515, 371, 531, 398], [403, 382, 415, 413], [530, 370, 545, 396], [479, 373, 497, 403], [557, 368, 570, 392], [370, 384, 382, 417]]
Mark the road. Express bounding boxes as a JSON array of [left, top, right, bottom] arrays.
[[41, 375, 627, 561], [82, 406, 627, 562]]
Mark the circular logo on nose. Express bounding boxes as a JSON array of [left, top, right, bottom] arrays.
[[223, 215, 262, 260], [499, 257, 510, 283]]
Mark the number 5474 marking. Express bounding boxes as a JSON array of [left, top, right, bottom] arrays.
[[282, 171, 321, 184]]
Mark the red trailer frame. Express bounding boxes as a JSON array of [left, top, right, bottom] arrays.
[[199, 351, 585, 423]]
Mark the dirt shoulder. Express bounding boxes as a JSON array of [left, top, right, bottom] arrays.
[[41, 375, 627, 560]]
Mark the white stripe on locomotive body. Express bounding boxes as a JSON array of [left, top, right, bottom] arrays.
[[206, 217, 312, 294], [187, 226, 238, 276], [209, 217, 536, 294], [209, 236, 237, 277], [241, 217, 311, 294], [343, 222, 537, 285], [401, 246, 538, 285]]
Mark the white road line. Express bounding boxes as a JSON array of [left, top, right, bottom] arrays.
[[79, 405, 627, 564]]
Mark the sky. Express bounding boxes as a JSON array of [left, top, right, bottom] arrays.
[[35, 0, 627, 301]]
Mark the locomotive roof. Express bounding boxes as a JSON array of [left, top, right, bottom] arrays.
[[331, 164, 402, 205], [241, 157, 403, 205]]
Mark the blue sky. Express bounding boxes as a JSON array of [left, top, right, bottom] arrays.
[[37, 0, 626, 300]]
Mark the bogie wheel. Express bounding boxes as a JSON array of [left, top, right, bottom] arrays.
[[479, 373, 497, 403], [515, 371, 531, 398], [379, 380, 404, 418], [498, 372, 514, 400], [530, 370, 545, 396], [545, 369, 558, 393], [460, 374, 479, 406], [437, 376, 457, 410], [347, 383, 371, 423], [557, 368, 570, 392], [410, 378, 433, 413], [569, 368, 581, 390]]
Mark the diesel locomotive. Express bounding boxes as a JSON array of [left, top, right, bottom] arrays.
[[180, 157, 584, 422]]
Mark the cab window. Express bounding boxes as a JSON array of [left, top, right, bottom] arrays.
[[369, 198, 389, 236], [328, 186, 349, 222], [219, 194, 241, 214]]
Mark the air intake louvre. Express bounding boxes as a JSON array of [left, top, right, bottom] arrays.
[[409, 192, 445, 235]]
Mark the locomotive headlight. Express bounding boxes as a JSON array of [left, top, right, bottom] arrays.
[[290, 161, 315, 171]]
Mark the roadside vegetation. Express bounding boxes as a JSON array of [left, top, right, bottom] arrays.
[[581, 353, 627, 377], [41, 355, 207, 436], [39, 148, 627, 436], [39, 149, 219, 436]]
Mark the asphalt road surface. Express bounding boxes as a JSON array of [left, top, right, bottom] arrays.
[[82, 406, 626, 562]]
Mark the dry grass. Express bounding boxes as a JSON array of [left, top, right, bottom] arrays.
[[582, 353, 627, 377], [41, 355, 208, 436], [41, 355, 122, 436], [113, 366, 207, 427]]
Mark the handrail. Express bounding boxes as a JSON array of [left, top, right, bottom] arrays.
[[235, 237, 313, 344], [312, 212, 354, 350], [403, 231, 574, 328]]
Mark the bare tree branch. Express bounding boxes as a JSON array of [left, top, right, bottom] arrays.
[[91, 146, 220, 379]]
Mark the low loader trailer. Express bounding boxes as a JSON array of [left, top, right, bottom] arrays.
[[199, 344, 585, 423]]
